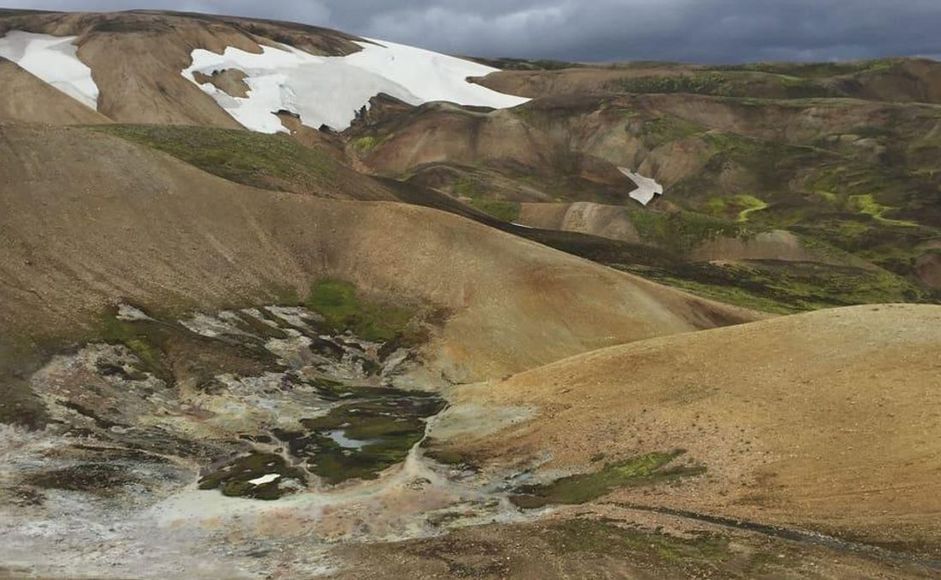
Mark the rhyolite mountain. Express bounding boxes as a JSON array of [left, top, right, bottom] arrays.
[[0, 9, 939, 579]]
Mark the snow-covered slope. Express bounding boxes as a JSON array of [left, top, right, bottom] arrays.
[[182, 38, 529, 133], [0, 31, 99, 110], [619, 168, 665, 206]]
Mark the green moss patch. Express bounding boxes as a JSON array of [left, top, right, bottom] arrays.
[[352, 135, 379, 153], [96, 313, 173, 382], [95, 307, 280, 387], [198, 452, 306, 500], [848, 194, 919, 228], [627, 208, 751, 254], [547, 519, 730, 564], [511, 450, 704, 508], [297, 394, 446, 484], [639, 115, 704, 148], [466, 198, 521, 222], [93, 124, 338, 192], [305, 279, 420, 344], [618, 258, 927, 314], [705, 195, 769, 223]]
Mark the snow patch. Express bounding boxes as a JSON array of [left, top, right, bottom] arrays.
[[182, 38, 529, 133], [0, 31, 99, 110], [248, 473, 281, 486], [619, 168, 664, 206]]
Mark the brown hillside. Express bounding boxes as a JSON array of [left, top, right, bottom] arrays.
[[442, 304, 941, 553], [474, 58, 941, 104], [0, 58, 110, 124], [0, 124, 757, 384]]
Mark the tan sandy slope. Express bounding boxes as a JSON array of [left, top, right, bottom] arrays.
[[0, 124, 756, 382], [445, 304, 941, 551], [0, 58, 110, 124]]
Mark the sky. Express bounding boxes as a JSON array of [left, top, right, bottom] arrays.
[[3, 0, 941, 63]]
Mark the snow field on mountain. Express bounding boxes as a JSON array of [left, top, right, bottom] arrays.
[[182, 38, 529, 133], [0, 31, 99, 110]]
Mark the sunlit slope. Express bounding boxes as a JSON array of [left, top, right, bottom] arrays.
[[448, 304, 941, 552], [0, 125, 756, 382]]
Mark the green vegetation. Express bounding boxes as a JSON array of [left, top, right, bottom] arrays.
[[352, 135, 379, 153], [848, 194, 919, 228], [705, 194, 768, 223], [547, 519, 730, 565], [627, 208, 751, 254], [305, 279, 418, 343], [618, 259, 925, 314], [466, 198, 521, 222], [618, 73, 729, 96], [452, 174, 484, 197], [449, 172, 528, 214], [639, 115, 703, 148], [93, 124, 337, 191], [298, 394, 446, 484], [97, 312, 172, 382], [511, 450, 704, 508], [543, 518, 798, 576], [198, 452, 306, 500], [95, 306, 281, 386], [616, 71, 835, 99]]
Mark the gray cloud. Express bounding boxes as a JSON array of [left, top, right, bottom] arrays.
[[3, 0, 940, 63]]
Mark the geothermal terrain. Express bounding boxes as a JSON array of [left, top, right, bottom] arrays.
[[0, 8, 939, 579]]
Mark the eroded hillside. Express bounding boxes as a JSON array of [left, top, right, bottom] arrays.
[[0, 8, 939, 580]]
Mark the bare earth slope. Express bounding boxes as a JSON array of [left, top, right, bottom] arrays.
[[0, 58, 110, 124], [443, 304, 941, 554], [0, 124, 755, 384]]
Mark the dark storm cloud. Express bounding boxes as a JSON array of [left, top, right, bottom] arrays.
[[4, 0, 941, 63]]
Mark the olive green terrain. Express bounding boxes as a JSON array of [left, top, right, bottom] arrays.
[[341, 63, 941, 313]]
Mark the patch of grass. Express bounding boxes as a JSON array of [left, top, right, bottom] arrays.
[[616, 71, 836, 99], [466, 198, 521, 222], [93, 124, 337, 191], [706, 195, 769, 223], [97, 312, 172, 382], [617, 259, 928, 314], [452, 175, 483, 198], [618, 73, 730, 96], [735, 195, 769, 222], [848, 194, 919, 228], [352, 135, 379, 153], [511, 450, 704, 508], [627, 208, 751, 254], [198, 452, 306, 500], [547, 519, 731, 565], [639, 116, 703, 148], [305, 279, 419, 343]]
